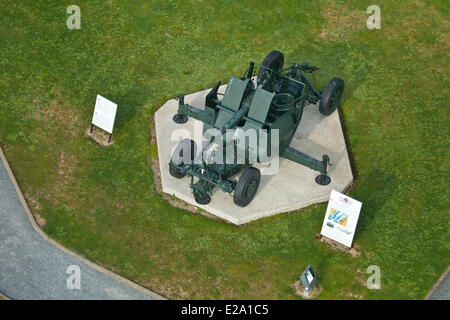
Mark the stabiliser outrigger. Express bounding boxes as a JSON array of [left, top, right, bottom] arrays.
[[169, 51, 344, 207]]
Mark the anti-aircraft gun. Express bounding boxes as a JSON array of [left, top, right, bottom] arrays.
[[169, 51, 344, 207]]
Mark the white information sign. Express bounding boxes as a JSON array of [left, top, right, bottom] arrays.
[[320, 190, 362, 247], [92, 95, 117, 134]]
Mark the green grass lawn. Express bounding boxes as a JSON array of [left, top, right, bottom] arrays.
[[0, 0, 448, 299]]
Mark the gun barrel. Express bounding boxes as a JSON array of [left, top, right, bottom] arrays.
[[224, 104, 250, 130]]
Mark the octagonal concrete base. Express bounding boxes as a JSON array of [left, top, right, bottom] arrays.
[[155, 84, 353, 225]]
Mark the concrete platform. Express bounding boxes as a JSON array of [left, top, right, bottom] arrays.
[[155, 84, 353, 225]]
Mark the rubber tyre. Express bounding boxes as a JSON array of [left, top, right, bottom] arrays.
[[233, 167, 261, 207], [257, 50, 284, 82], [169, 139, 197, 179], [194, 194, 211, 205], [319, 78, 344, 116]]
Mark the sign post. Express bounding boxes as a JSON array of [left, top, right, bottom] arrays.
[[91, 94, 118, 143], [320, 190, 362, 248]]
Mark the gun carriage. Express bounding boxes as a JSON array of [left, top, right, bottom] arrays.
[[169, 51, 344, 207]]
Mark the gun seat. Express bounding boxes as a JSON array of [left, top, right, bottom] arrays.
[[234, 86, 274, 162], [214, 77, 250, 129], [245, 86, 274, 125]]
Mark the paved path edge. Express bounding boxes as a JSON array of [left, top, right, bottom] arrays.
[[0, 145, 166, 300], [0, 292, 10, 300], [424, 265, 449, 300]]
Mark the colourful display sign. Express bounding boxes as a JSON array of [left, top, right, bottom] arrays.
[[320, 190, 362, 247]]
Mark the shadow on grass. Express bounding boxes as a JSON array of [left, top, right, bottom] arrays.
[[289, 41, 372, 105], [352, 169, 398, 241], [113, 83, 152, 130]]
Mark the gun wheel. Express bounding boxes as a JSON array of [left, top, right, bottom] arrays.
[[319, 78, 344, 116], [233, 166, 261, 207], [257, 50, 284, 83], [169, 139, 197, 179], [194, 194, 211, 205]]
